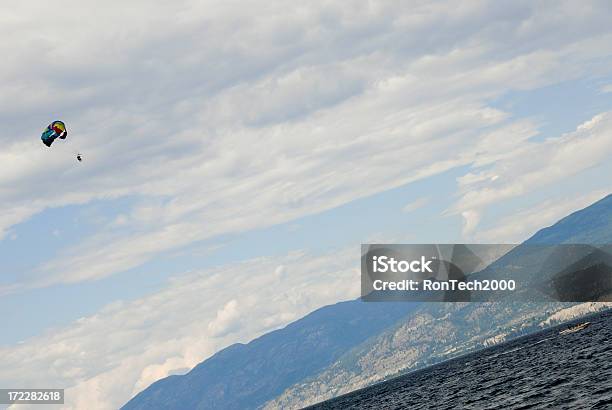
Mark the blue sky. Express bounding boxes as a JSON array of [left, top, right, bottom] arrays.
[[2, 1, 612, 408]]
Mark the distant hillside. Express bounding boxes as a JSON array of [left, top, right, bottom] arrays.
[[265, 194, 612, 408], [526, 194, 612, 244], [124, 194, 612, 410], [122, 301, 417, 410]]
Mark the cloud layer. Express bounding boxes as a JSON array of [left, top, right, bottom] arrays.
[[2, 249, 359, 409], [3, 0, 612, 288]]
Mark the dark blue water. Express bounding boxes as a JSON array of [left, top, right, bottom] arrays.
[[310, 310, 612, 410]]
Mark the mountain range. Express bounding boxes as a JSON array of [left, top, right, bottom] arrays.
[[123, 194, 612, 409]]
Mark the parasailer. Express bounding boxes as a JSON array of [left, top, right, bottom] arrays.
[[41, 121, 67, 147]]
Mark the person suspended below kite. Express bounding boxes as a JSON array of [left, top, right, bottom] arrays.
[[40, 120, 82, 162]]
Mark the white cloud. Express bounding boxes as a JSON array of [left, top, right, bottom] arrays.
[[207, 299, 241, 337], [2, 248, 360, 410], [461, 210, 481, 237], [402, 197, 429, 213], [474, 189, 612, 243], [451, 112, 612, 233], [600, 84, 612, 93]]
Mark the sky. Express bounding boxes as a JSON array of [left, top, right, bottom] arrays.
[[1, 1, 612, 409]]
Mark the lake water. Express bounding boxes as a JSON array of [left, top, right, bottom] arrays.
[[310, 309, 612, 409]]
